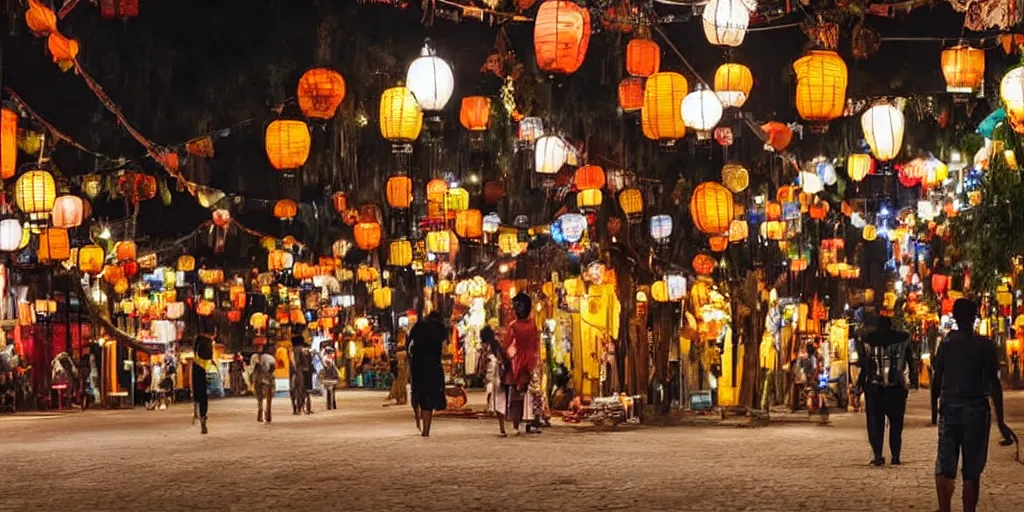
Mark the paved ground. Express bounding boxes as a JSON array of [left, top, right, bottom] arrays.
[[1, 390, 1022, 511]]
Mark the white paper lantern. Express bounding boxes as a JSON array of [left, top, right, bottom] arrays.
[[0, 219, 23, 252], [535, 135, 570, 174], [861, 103, 905, 162], [649, 214, 673, 242], [483, 212, 501, 234], [702, 0, 750, 48], [518, 117, 544, 143], [166, 302, 185, 320], [800, 171, 823, 194], [680, 85, 723, 139], [406, 40, 454, 112], [666, 274, 687, 301], [332, 239, 352, 259], [917, 200, 937, 221], [558, 213, 588, 243], [1000, 67, 1024, 121]]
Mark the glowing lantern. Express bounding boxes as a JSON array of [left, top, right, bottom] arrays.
[[941, 44, 984, 93], [211, 208, 231, 228], [81, 174, 102, 199], [332, 192, 348, 214], [47, 33, 78, 69], [1, 108, 16, 180], [861, 103, 904, 162], [619, 188, 643, 216], [455, 209, 484, 239], [714, 63, 753, 108], [115, 241, 136, 262], [273, 199, 299, 220], [535, 135, 571, 174], [51, 195, 84, 228], [427, 231, 452, 254], [558, 213, 588, 243], [407, 41, 454, 112], [761, 122, 793, 151], [574, 165, 605, 190], [15, 169, 56, 219], [721, 163, 749, 193], [25, 0, 57, 36], [641, 72, 688, 142], [800, 171, 824, 195], [445, 187, 470, 212], [0, 219, 22, 252], [76, 245, 104, 274], [651, 281, 669, 302], [690, 182, 734, 234], [534, 0, 591, 75], [932, 273, 950, 295], [38, 228, 70, 261], [373, 287, 393, 309], [459, 96, 491, 131], [847, 153, 873, 182], [499, 233, 523, 255], [386, 176, 413, 209], [650, 214, 673, 242], [354, 222, 382, 251], [483, 212, 501, 234], [268, 250, 294, 271], [389, 240, 413, 266], [576, 189, 603, 209], [177, 255, 195, 272], [518, 117, 544, 143], [198, 268, 224, 285], [862, 224, 878, 242], [296, 68, 346, 119], [693, 254, 716, 275], [380, 86, 423, 142], [702, 0, 750, 47], [793, 50, 848, 127], [618, 78, 644, 112], [626, 37, 660, 77], [264, 120, 311, 171], [728, 219, 748, 242]]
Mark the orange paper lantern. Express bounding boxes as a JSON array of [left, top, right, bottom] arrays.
[[761, 122, 793, 151], [459, 96, 491, 132], [641, 72, 688, 141], [574, 165, 606, 191], [296, 68, 346, 119], [693, 253, 716, 275], [626, 38, 660, 77], [941, 44, 985, 93], [709, 236, 729, 252], [47, 33, 79, 68], [25, 0, 57, 36], [265, 120, 311, 171], [618, 78, 644, 112], [37, 228, 70, 261], [1, 108, 16, 180], [115, 241, 137, 262], [386, 176, 413, 209], [534, 0, 591, 75], [354, 222, 382, 251], [332, 192, 348, 214], [273, 199, 299, 220], [793, 50, 848, 127], [455, 209, 484, 239], [690, 182, 734, 234]]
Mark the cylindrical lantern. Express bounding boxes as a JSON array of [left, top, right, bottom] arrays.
[[518, 117, 544, 143], [941, 43, 984, 93], [702, 0, 750, 47], [649, 214, 673, 242], [0, 219, 23, 252], [426, 230, 452, 254], [296, 68, 346, 119], [380, 86, 424, 142], [690, 182, 734, 234], [558, 213, 587, 243], [681, 85, 724, 139], [51, 195, 85, 228], [534, 0, 591, 75], [618, 78, 644, 112], [386, 175, 413, 209], [77, 244, 105, 274], [713, 63, 753, 108], [535, 135, 570, 174], [406, 41, 455, 112], [626, 37, 660, 77], [459, 96, 491, 131], [1, 108, 16, 180], [265, 120, 311, 171], [353, 222, 382, 251], [861, 103, 904, 162], [445, 187, 470, 212], [574, 165, 605, 191], [38, 228, 70, 261], [15, 169, 56, 219], [273, 199, 299, 220], [576, 189, 603, 209], [641, 72, 688, 142], [389, 240, 413, 266], [455, 209, 484, 239], [793, 50, 848, 127], [847, 153, 874, 182], [373, 287, 393, 309]]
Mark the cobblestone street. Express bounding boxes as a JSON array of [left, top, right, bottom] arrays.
[[2, 390, 1021, 511]]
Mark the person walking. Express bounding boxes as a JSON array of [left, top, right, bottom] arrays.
[[319, 346, 340, 411], [503, 293, 540, 435], [387, 328, 410, 405], [192, 328, 217, 434], [931, 298, 1015, 512], [857, 316, 916, 466], [290, 334, 314, 415], [250, 344, 277, 423], [480, 325, 507, 436], [408, 311, 448, 437]]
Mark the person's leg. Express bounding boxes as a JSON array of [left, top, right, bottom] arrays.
[[886, 388, 908, 463], [962, 478, 980, 512], [960, 405, 991, 512], [421, 409, 433, 437], [257, 391, 264, 422], [265, 390, 273, 423], [935, 406, 962, 512], [193, 367, 209, 434], [935, 474, 956, 512], [864, 386, 885, 463], [497, 412, 506, 436]]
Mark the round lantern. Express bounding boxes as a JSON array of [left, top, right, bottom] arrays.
[[406, 40, 455, 112], [459, 96, 491, 132], [354, 222, 382, 251], [847, 153, 874, 182], [577, 189, 603, 209], [690, 182, 734, 234], [626, 37, 660, 77], [386, 175, 413, 209], [651, 281, 669, 302], [534, 0, 591, 75], [641, 72, 688, 142], [941, 43, 984, 93], [76, 245, 105, 275], [558, 213, 588, 243], [273, 199, 299, 220], [380, 86, 424, 142], [38, 228, 70, 261], [0, 219, 23, 252], [618, 78, 644, 112], [761, 121, 793, 152], [483, 212, 501, 234], [535, 135, 571, 174], [862, 224, 878, 242], [264, 120, 311, 171], [649, 214, 673, 242], [212, 208, 231, 228], [1, 108, 16, 180], [455, 209, 484, 239], [793, 50, 848, 128], [51, 195, 84, 229], [115, 241, 137, 262], [296, 68, 346, 119], [693, 253, 716, 275], [681, 85, 723, 139], [714, 63, 753, 108], [15, 169, 56, 219], [389, 240, 413, 266], [574, 165, 605, 190], [702, 0, 750, 47], [861, 103, 904, 162], [721, 163, 749, 193]]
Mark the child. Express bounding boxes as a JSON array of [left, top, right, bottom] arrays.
[[481, 326, 507, 436]]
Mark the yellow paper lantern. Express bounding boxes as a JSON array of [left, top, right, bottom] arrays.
[[793, 50, 847, 128], [264, 120, 311, 171], [379, 86, 423, 142], [641, 72, 688, 142], [177, 255, 196, 272], [445, 187, 470, 212], [77, 244, 105, 275], [720, 163, 749, 193], [618, 188, 643, 216], [941, 43, 985, 93], [690, 182, 734, 235], [389, 240, 413, 266], [426, 231, 452, 254], [577, 189, 603, 209], [373, 287, 393, 309], [862, 224, 878, 241], [713, 63, 753, 108], [651, 280, 669, 302], [15, 169, 56, 219], [847, 153, 873, 182]]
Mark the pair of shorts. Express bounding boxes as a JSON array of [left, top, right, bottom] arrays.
[[935, 403, 991, 480]]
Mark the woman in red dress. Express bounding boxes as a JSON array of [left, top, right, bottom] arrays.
[[503, 293, 540, 434]]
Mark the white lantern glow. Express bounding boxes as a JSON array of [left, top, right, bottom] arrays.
[[666, 274, 687, 301], [800, 171, 824, 194], [518, 117, 544, 143], [558, 213, 588, 243], [0, 219, 23, 252], [332, 239, 352, 259], [702, 0, 750, 48], [917, 200, 937, 221], [861, 103, 905, 162], [483, 212, 501, 234], [406, 40, 454, 112], [535, 135, 570, 174], [680, 85, 723, 140], [649, 214, 673, 242]]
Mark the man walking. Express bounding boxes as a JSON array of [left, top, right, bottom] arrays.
[[192, 327, 217, 435], [251, 344, 277, 423], [857, 315, 915, 465], [931, 298, 1014, 512]]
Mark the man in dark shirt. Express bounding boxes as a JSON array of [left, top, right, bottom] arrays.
[[193, 327, 217, 435], [931, 298, 1013, 512], [857, 315, 915, 465]]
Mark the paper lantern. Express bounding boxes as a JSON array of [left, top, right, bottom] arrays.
[[577, 189, 603, 209], [38, 228, 70, 261], [296, 68, 346, 119], [354, 222, 382, 251], [267, 250, 294, 271], [574, 165, 605, 191], [99, 0, 139, 18], [47, 33, 79, 67], [941, 44, 984, 93], [426, 179, 448, 204], [389, 240, 413, 266], [26, 0, 57, 36], [618, 78, 644, 112], [76, 245, 104, 274], [212, 208, 231, 228], [862, 224, 878, 242], [373, 287, 393, 309], [445, 187, 470, 212], [455, 209, 484, 239], [498, 233, 523, 255], [273, 199, 299, 220], [293, 262, 316, 280], [535, 135, 571, 174], [847, 153, 873, 182], [332, 192, 348, 214], [518, 117, 544, 143], [459, 96, 491, 131], [15, 169, 56, 218], [932, 273, 950, 295], [693, 254, 716, 275], [651, 281, 669, 302], [115, 241, 136, 262], [649, 214, 673, 242], [265, 120, 311, 171], [728, 219, 748, 242], [761, 122, 793, 151], [793, 50, 848, 127], [380, 86, 424, 142], [721, 164, 749, 193], [116, 173, 158, 203], [1, 108, 16, 180], [177, 255, 195, 272], [800, 171, 823, 195], [534, 0, 591, 75], [386, 175, 413, 209], [690, 182, 734, 234], [641, 72, 688, 142], [626, 38, 660, 77], [619, 188, 643, 216], [483, 181, 505, 205], [483, 212, 501, 234], [558, 213, 588, 243], [407, 41, 454, 112], [51, 195, 84, 229], [427, 231, 452, 254], [702, 0, 750, 47], [809, 200, 830, 220], [0, 219, 22, 252], [861, 103, 904, 162], [198, 268, 225, 285], [714, 63, 753, 108]]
